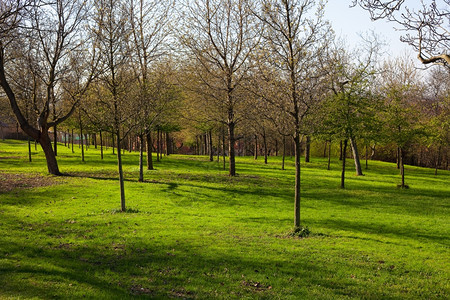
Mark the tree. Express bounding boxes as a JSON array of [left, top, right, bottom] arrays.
[[256, 0, 330, 228], [354, 0, 450, 69], [379, 56, 425, 188], [0, 0, 95, 175], [180, 0, 261, 176]]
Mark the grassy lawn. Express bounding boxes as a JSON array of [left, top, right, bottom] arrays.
[[0, 139, 449, 299]]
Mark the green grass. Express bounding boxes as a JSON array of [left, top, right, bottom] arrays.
[[0, 139, 449, 299]]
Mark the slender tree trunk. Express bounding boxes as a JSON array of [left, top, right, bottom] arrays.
[[146, 130, 154, 170], [327, 140, 331, 171], [263, 130, 268, 164], [396, 147, 400, 169], [116, 129, 126, 212], [112, 132, 115, 155], [138, 134, 144, 182], [209, 130, 213, 161], [217, 134, 220, 162], [341, 139, 348, 189], [35, 140, 37, 151], [94, 133, 97, 149], [84, 134, 88, 151], [80, 120, 84, 162], [254, 134, 258, 160], [305, 135, 310, 163], [349, 137, 363, 176], [64, 132, 67, 147], [71, 129, 74, 153], [28, 137, 32, 162], [339, 140, 343, 161], [294, 133, 301, 227], [228, 121, 236, 176], [166, 132, 171, 156], [222, 127, 226, 170], [100, 130, 103, 160]]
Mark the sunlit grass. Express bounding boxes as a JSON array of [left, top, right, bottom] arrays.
[[0, 139, 449, 299]]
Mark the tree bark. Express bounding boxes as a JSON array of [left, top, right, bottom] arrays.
[[208, 130, 213, 161], [28, 138, 32, 162], [339, 140, 343, 160], [40, 131, 61, 175], [305, 135, 310, 162], [116, 129, 126, 211], [146, 130, 154, 170], [349, 136, 363, 175], [341, 139, 348, 189], [282, 135, 286, 170], [222, 127, 226, 170], [80, 120, 84, 162], [263, 130, 268, 164], [156, 128, 160, 162]]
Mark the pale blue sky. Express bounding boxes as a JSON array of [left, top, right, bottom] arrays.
[[324, 1, 415, 58]]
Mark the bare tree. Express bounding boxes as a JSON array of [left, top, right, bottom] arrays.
[[354, 0, 450, 68], [180, 0, 261, 176], [255, 0, 330, 229], [0, 0, 95, 175]]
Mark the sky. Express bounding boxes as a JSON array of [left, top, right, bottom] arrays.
[[324, 1, 415, 59]]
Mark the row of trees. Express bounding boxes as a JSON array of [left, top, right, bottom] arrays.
[[0, 0, 448, 229]]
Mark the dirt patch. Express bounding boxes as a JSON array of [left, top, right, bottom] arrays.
[[0, 173, 60, 193]]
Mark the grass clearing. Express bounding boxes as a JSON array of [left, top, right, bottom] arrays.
[[0, 139, 449, 299]]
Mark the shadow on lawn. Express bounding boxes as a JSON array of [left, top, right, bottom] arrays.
[[0, 215, 365, 299]]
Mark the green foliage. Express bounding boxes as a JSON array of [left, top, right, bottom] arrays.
[[0, 140, 449, 299]]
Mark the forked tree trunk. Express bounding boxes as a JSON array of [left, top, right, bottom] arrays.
[[146, 130, 153, 170], [341, 139, 348, 189], [349, 137, 363, 176]]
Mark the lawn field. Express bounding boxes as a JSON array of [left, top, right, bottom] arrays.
[[0, 139, 449, 299]]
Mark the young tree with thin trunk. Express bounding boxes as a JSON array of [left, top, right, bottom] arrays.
[[255, 0, 330, 229], [180, 0, 261, 176]]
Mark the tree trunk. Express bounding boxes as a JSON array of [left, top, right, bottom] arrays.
[[222, 127, 226, 170], [40, 131, 61, 175], [323, 140, 327, 157], [112, 132, 115, 155], [138, 134, 144, 182], [365, 144, 368, 170], [116, 129, 126, 212], [28, 138, 32, 162], [396, 146, 400, 169], [209, 130, 213, 161], [166, 132, 171, 156], [146, 130, 154, 170], [228, 120, 236, 176], [339, 140, 343, 161], [341, 139, 348, 189], [294, 133, 301, 227], [327, 140, 331, 171], [349, 137, 363, 176], [263, 130, 268, 164], [305, 135, 310, 163], [100, 130, 103, 160], [80, 120, 85, 162], [275, 139, 278, 156], [71, 129, 74, 153], [217, 134, 220, 162]]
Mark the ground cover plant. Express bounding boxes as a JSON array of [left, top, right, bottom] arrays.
[[0, 139, 449, 299]]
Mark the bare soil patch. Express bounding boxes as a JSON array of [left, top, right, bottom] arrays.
[[0, 173, 59, 193]]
